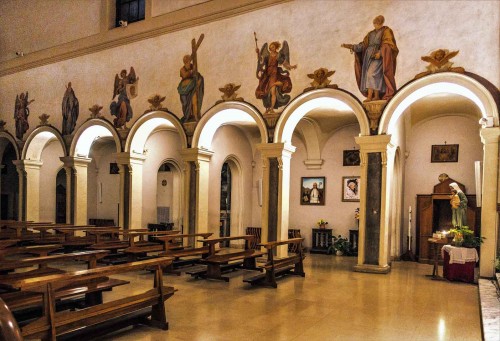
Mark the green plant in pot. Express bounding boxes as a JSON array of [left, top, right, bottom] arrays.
[[328, 235, 351, 255], [449, 226, 484, 248]]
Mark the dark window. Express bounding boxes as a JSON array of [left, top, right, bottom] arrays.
[[116, 0, 145, 27]]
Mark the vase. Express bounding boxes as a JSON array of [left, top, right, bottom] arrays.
[[336, 250, 343, 256], [319, 223, 326, 229]]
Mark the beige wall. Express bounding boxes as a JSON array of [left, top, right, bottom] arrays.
[[142, 129, 183, 227], [0, 0, 101, 63], [208, 125, 255, 237], [290, 124, 361, 248], [403, 115, 483, 249], [0, 1, 498, 138], [38, 140, 63, 222]]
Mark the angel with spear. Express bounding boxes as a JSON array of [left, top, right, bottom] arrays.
[[178, 34, 205, 122], [254, 32, 297, 114]]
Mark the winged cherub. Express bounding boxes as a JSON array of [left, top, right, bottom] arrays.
[[216, 83, 244, 104], [110, 67, 138, 128], [304, 67, 338, 92], [415, 49, 465, 79], [255, 40, 297, 114]]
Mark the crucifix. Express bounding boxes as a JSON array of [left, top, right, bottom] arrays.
[[191, 34, 204, 76]]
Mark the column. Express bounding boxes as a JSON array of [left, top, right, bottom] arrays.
[[60, 156, 92, 226], [181, 148, 213, 233], [115, 152, 146, 229], [13, 160, 43, 221], [0, 165, 3, 219], [12, 161, 26, 221], [354, 135, 392, 274], [257, 143, 295, 257], [479, 127, 499, 278], [63, 166, 73, 224]]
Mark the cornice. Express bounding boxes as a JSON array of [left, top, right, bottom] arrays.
[[0, 0, 290, 77]]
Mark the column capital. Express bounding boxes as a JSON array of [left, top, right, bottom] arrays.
[[113, 152, 146, 165], [256, 143, 296, 159], [303, 159, 324, 169], [12, 159, 43, 170], [60, 156, 92, 168], [480, 127, 500, 144], [355, 134, 392, 153], [180, 148, 214, 163]]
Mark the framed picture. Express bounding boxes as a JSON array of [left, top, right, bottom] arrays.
[[431, 144, 459, 163], [342, 176, 360, 202], [343, 150, 360, 166], [301, 177, 325, 205]]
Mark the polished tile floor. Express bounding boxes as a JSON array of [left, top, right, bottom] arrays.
[[92, 254, 481, 341]]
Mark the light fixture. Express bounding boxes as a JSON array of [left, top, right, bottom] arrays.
[[118, 20, 128, 28], [15, 51, 24, 57]]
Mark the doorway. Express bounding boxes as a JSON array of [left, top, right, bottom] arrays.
[[55, 169, 66, 223]]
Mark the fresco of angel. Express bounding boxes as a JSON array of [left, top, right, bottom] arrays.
[[254, 35, 297, 114], [61, 82, 79, 135], [304, 67, 338, 92], [14, 91, 34, 140], [415, 49, 465, 79], [110, 67, 138, 129]]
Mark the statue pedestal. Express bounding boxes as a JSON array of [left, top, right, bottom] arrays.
[[363, 100, 387, 133]]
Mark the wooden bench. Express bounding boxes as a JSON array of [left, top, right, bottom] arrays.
[[123, 230, 180, 261], [189, 235, 265, 282], [0, 244, 63, 260], [244, 238, 306, 288], [8, 257, 175, 340], [156, 233, 212, 274]]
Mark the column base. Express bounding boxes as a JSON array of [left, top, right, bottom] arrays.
[[354, 264, 391, 274]]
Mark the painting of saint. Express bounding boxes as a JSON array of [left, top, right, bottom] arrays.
[[61, 82, 79, 135], [178, 34, 205, 123], [342, 177, 360, 202], [110, 67, 138, 129], [14, 92, 34, 140], [301, 177, 325, 205], [341, 15, 398, 102], [255, 38, 297, 113]]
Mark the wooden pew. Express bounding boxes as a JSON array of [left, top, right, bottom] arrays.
[[9, 257, 175, 340], [0, 244, 63, 260], [188, 235, 265, 282], [156, 233, 212, 273], [243, 238, 306, 288], [0, 239, 20, 249], [123, 230, 180, 261]]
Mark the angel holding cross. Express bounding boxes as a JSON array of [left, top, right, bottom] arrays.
[[178, 34, 205, 122]]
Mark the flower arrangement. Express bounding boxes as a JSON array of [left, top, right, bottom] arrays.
[[328, 235, 351, 255], [449, 226, 484, 248], [317, 219, 328, 228], [354, 208, 360, 220]]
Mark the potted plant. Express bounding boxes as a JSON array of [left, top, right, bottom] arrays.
[[328, 235, 351, 255], [449, 226, 484, 248], [317, 219, 328, 229]]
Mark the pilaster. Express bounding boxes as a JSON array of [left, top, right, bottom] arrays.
[[479, 127, 500, 278], [60, 156, 92, 225], [13, 160, 43, 221], [181, 148, 214, 233], [354, 134, 392, 274], [257, 142, 296, 257], [115, 152, 146, 229]]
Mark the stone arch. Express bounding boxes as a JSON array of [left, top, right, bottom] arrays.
[[379, 72, 499, 135], [70, 119, 121, 157], [125, 111, 188, 154], [22, 125, 67, 160], [191, 101, 268, 150], [155, 158, 184, 229], [274, 88, 370, 144]]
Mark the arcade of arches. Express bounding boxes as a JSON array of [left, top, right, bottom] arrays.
[[0, 1, 499, 338]]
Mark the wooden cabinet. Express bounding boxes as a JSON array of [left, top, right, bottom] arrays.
[[416, 178, 479, 263], [310, 228, 332, 254]]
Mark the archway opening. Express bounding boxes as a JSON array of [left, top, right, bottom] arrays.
[[55, 168, 66, 223], [219, 162, 232, 247], [1, 142, 19, 220], [156, 162, 173, 225]]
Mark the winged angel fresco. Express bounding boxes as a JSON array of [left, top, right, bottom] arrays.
[[415, 49, 464, 79], [14, 92, 34, 140], [110, 67, 139, 129], [255, 37, 297, 114]]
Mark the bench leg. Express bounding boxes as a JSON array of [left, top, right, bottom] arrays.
[[85, 291, 103, 306], [242, 257, 261, 271], [204, 264, 229, 282]]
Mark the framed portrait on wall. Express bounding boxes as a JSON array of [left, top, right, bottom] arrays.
[[431, 144, 459, 162], [301, 177, 325, 205], [342, 176, 360, 202], [343, 150, 360, 166]]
